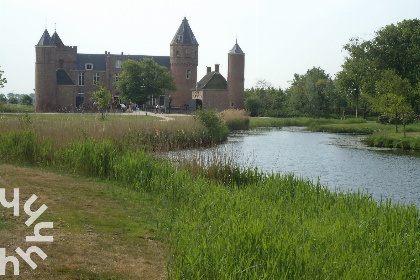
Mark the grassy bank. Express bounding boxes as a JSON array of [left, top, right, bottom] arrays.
[[1, 129, 419, 278], [250, 117, 420, 150], [0, 164, 167, 279]]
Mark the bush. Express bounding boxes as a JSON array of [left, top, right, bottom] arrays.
[[193, 108, 229, 144]]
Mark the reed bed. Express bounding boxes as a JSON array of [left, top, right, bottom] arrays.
[[0, 113, 220, 152], [0, 129, 419, 279], [220, 109, 250, 131]]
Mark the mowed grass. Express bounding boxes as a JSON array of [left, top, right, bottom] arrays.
[[0, 164, 168, 279]]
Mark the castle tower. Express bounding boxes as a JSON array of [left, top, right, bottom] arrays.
[[35, 29, 57, 112], [227, 40, 245, 109], [170, 17, 199, 108]]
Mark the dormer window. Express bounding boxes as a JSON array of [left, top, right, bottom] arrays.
[[115, 60, 122, 68], [85, 63, 93, 70]]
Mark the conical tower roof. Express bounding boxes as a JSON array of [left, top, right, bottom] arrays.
[[37, 29, 55, 46], [171, 17, 198, 45], [52, 31, 65, 47], [229, 39, 244, 54]]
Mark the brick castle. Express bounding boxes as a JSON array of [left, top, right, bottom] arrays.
[[35, 17, 244, 112]]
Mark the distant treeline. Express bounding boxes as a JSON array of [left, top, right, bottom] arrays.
[[245, 19, 420, 120]]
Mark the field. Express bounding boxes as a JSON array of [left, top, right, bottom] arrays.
[[1, 112, 420, 279]]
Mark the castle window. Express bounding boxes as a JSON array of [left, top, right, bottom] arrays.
[[78, 73, 85, 86], [115, 60, 122, 68], [93, 73, 100, 83], [176, 50, 179, 57], [78, 90, 84, 95], [115, 73, 120, 82], [186, 70, 191, 79], [231, 102, 234, 108], [85, 63, 93, 70]]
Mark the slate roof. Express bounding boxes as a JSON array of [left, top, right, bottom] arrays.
[[229, 40, 244, 54], [52, 31, 65, 48], [118, 55, 171, 71], [56, 68, 75, 85], [171, 17, 198, 45], [197, 72, 228, 90], [72, 54, 107, 71], [37, 29, 55, 46]]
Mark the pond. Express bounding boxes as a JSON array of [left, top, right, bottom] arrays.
[[172, 127, 420, 208]]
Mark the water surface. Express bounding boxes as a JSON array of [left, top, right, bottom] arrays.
[[173, 128, 420, 208]]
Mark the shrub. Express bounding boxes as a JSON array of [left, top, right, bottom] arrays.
[[193, 108, 229, 143]]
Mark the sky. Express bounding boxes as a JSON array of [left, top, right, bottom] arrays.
[[0, 0, 419, 95]]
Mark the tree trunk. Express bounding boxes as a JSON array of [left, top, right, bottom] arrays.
[[395, 112, 398, 133], [355, 90, 359, 118]]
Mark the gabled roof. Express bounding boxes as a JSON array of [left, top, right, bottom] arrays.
[[52, 31, 65, 48], [56, 68, 75, 85], [171, 17, 198, 45], [197, 72, 228, 90], [37, 29, 55, 46], [229, 40, 244, 54]]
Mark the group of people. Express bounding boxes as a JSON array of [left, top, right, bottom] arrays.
[[155, 104, 166, 114]]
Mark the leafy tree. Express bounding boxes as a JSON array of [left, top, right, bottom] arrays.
[[336, 19, 420, 115], [91, 84, 112, 119], [8, 97, 18, 104], [244, 80, 287, 117], [0, 67, 6, 88], [116, 58, 176, 104], [373, 70, 415, 134], [286, 67, 338, 117], [19, 94, 33, 105], [0, 93, 6, 103]]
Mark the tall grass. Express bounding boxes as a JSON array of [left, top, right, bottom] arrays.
[[0, 129, 419, 279], [0, 113, 221, 152], [220, 109, 250, 131]]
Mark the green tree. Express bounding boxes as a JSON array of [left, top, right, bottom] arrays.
[[8, 96, 18, 104], [373, 70, 415, 134], [0, 67, 6, 88], [0, 93, 6, 103], [19, 94, 33, 105], [286, 67, 337, 117], [91, 84, 112, 119], [115, 58, 176, 104], [336, 20, 420, 115]]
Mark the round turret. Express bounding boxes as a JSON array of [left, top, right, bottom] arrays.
[[227, 40, 245, 109], [35, 29, 57, 112]]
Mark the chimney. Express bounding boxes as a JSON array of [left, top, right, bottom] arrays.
[[207, 66, 211, 74], [121, 52, 124, 55], [215, 64, 220, 73]]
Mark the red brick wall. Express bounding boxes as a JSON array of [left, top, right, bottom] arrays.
[[228, 53, 245, 109], [202, 90, 229, 112], [35, 46, 57, 112], [56, 85, 76, 112], [170, 44, 198, 107]]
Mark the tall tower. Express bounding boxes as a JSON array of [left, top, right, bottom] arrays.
[[170, 17, 199, 108], [35, 29, 57, 112], [227, 40, 245, 109]]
